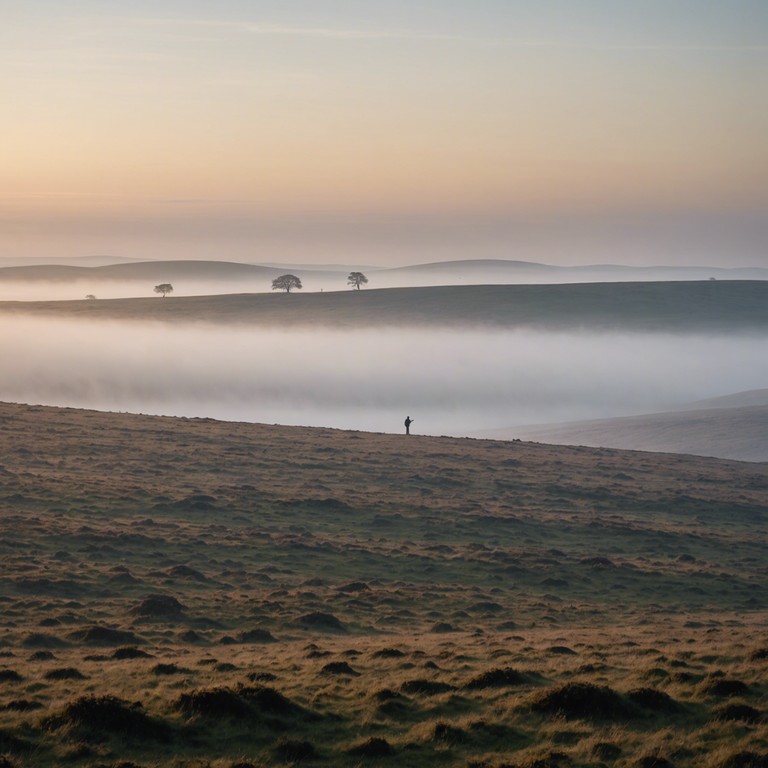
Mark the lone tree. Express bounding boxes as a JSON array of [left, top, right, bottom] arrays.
[[347, 271, 368, 290], [271, 274, 302, 293], [154, 283, 173, 298]]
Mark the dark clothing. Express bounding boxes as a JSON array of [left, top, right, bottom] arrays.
[[404, 417, 413, 435]]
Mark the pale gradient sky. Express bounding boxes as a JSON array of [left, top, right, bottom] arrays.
[[2, 1, 767, 265]]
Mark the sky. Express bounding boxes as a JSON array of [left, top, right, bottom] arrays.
[[2, 1, 767, 266]]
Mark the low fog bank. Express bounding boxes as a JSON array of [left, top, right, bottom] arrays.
[[1, 316, 766, 437]]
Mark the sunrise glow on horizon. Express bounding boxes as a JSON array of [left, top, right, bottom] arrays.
[[2, 1, 767, 265]]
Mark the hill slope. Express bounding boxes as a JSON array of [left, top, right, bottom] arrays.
[[0, 402, 765, 767], [1, 280, 767, 331], [483, 404, 768, 462]]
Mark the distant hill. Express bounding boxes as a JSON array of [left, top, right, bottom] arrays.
[[373, 258, 768, 284], [1, 257, 766, 289], [0, 259, 341, 282], [478, 400, 768, 462], [0, 255, 143, 268], [0, 281, 766, 332], [683, 388, 768, 410]]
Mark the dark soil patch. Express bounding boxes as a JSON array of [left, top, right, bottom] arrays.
[[43, 695, 170, 742], [465, 667, 528, 689], [320, 661, 359, 676], [296, 612, 346, 632], [548, 646, 577, 655], [68, 626, 141, 646], [749, 647, 768, 661], [0, 670, 23, 683], [400, 679, 456, 696], [347, 737, 394, 757], [531, 683, 635, 721], [44, 667, 87, 680]]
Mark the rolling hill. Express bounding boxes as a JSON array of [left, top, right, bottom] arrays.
[[0, 401, 765, 767], [479, 399, 768, 462], [1, 280, 767, 332]]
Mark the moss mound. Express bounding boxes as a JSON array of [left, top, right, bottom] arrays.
[[131, 594, 185, 618], [175, 685, 306, 721], [713, 703, 762, 724], [296, 612, 346, 632], [719, 753, 768, 768], [531, 683, 635, 721], [273, 738, 318, 762], [112, 646, 153, 660], [176, 687, 250, 719], [626, 687, 681, 713], [702, 678, 749, 697], [44, 667, 87, 680], [320, 661, 359, 676], [400, 679, 455, 696], [68, 626, 141, 646], [347, 737, 394, 757], [43, 695, 170, 742], [465, 667, 528, 689]]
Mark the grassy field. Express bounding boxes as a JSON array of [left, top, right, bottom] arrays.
[[0, 402, 766, 767], [0, 281, 767, 331]]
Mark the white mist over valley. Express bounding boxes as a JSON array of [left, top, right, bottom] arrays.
[[2, 314, 766, 437]]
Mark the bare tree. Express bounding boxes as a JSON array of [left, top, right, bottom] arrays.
[[347, 272, 368, 290], [271, 274, 302, 293], [154, 283, 174, 298]]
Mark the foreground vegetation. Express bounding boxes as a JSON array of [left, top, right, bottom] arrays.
[[0, 402, 765, 767]]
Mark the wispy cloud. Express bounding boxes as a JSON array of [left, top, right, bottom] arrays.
[[130, 17, 768, 52], [130, 17, 546, 46]]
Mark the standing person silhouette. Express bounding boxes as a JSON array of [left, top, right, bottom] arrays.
[[404, 416, 413, 436]]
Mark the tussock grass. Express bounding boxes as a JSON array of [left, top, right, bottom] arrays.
[[0, 401, 766, 766]]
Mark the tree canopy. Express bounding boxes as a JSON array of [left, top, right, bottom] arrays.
[[272, 274, 302, 293], [154, 283, 173, 297], [347, 272, 368, 290]]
